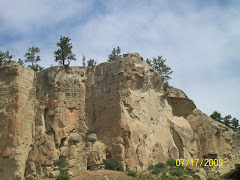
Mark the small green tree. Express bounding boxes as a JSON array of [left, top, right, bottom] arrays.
[[54, 36, 76, 66], [24, 47, 43, 71], [18, 58, 25, 66], [146, 56, 173, 84], [0, 50, 5, 65], [4, 50, 13, 61], [87, 59, 97, 66], [82, 54, 86, 67], [231, 118, 239, 131], [210, 111, 222, 123], [211, 111, 240, 133], [146, 58, 152, 66], [32, 64, 44, 71], [0, 50, 13, 65], [223, 115, 232, 127], [108, 46, 122, 62]]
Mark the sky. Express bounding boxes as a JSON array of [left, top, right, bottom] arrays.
[[0, 0, 239, 119]]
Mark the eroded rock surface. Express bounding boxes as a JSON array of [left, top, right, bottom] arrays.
[[0, 54, 239, 179]]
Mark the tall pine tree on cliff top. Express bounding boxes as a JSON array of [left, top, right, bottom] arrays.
[[54, 36, 76, 66]]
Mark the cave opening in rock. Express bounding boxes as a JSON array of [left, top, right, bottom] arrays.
[[60, 137, 67, 147]]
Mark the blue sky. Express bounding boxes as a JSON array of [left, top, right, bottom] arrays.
[[0, 0, 240, 119]]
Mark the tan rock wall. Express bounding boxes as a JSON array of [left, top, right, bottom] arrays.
[[0, 62, 35, 180], [0, 55, 239, 179]]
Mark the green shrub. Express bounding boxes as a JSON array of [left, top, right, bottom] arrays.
[[56, 174, 70, 180], [166, 159, 176, 167], [58, 157, 67, 168], [148, 165, 154, 170], [169, 167, 184, 177], [150, 162, 167, 175], [152, 167, 162, 175], [184, 169, 194, 177], [154, 162, 166, 168], [104, 158, 122, 171], [87, 128, 94, 134], [58, 168, 69, 175], [127, 171, 137, 177], [57, 168, 70, 180]]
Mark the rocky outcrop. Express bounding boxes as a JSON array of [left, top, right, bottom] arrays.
[[0, 54, 239, 179]]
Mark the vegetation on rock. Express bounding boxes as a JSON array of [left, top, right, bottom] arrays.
[[54, 36, 76, 66], [108, 46, 122, 62], [146, 56, 173, 84], [127, 171, 137, 177], [210, 111, 239, 133], [104, 158, 123, 171], [18, 58, 25, 66], [57, 157, 70, 180], [86, 128, 94, 134], [0, 49, 13, 65], [24, 46, 43, 71], [166, 159, 176, 167], [87, 58, 97, 66], [82, 54, 86, 67]]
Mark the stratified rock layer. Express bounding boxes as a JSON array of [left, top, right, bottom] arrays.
[[0, 54, 239, 180]]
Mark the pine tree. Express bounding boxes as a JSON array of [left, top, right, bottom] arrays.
[[87, 59, 97, 67], [18, 58, 25, 66], [4, 50, 13, 61], [0, 50, 5, 65], [146, 56, 173, 84], [54, 36, 76, 66], [82, 54, 86, 67], [210, 111, 222, 123], [24, 46, 43, 71], [223, 115, 232, 127], [231, 118, 239, 131], [0, 50, 13, 65], [108, 46, 122, 62]]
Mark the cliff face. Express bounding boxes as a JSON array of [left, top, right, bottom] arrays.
[[0, 54, 239, 179]]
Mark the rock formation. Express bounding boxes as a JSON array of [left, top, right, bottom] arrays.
[[0, 54, 239, 180]]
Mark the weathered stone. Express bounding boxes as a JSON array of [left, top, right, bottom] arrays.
[[68, 171, 73, 176], [87, 141, 106, 169], [48, 170, 60, 178], [182, 174, 194, 180], [87, 133, 98, 142], [194, 172, 207, 180]]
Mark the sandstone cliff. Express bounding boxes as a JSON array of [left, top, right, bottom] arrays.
[[0, 54, 239, 179]]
